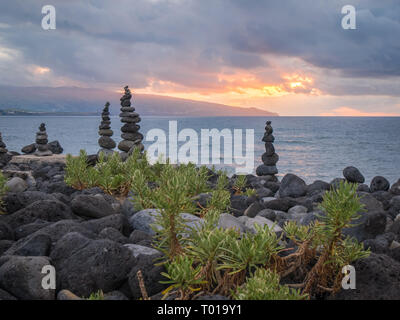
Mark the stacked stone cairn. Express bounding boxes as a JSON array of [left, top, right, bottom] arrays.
[[34, 123, 53, 156], [97, 102, 116, 157], [0, 132, 7, 154], [256, 121, 279, 177], [117, 86, 144, 158]]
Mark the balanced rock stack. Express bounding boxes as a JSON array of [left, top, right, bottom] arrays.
[[117, 86, 144, 157], [98, 102, 116, 156], [256, 121, 279, 177], [0, 132, 7, 154], [34, 123, 53, 156]]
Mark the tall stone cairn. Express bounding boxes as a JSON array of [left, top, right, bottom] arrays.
[[256, 121, 279, 177], [117, 86, 144, 157], [0, 132, 7, 154], [34, 123, 53, 156], [98, 101, 116, 156]]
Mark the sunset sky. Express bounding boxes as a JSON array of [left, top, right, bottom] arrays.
[[0, 0, 399, 116]]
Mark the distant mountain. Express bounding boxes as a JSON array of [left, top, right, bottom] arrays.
[[0, 86, 278, 117]]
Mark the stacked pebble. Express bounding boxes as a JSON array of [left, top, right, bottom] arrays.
[[256, 121, 279, 177], [0, 132, 7, 154], [34, 123, 53, 156], [117, 86, 144, 157], [97, 102, 116, 157]]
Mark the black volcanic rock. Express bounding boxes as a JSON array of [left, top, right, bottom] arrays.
[[343, 166, 365, 184]]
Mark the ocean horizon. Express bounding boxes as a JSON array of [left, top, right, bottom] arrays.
[[1, 115, 399, 184]]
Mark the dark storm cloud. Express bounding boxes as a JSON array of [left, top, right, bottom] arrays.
[[0, 0, 399, 95]]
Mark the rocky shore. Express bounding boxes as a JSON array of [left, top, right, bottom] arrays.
[[0, 153, 400, 300]]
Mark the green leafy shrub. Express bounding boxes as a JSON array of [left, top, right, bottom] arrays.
[[281, 181, 370, 295], [86, 290, 104, 300], [233, 268, 308, 300], [65, 148, 151, 196], [217, 224, 283, 291], [161, 255, 206, 300], [64, 150, 93, 190], [232, 174, 247, 194]]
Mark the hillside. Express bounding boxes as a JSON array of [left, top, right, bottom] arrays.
[[0, 86, 278, 117]]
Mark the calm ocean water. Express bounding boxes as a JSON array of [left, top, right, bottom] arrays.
[[0, 116, 399, 184]]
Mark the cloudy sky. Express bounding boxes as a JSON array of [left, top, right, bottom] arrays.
[[0, 0, 399, 115]]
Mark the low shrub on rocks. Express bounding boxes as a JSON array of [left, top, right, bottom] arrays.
[[62, 151, 373, 300], [65, 149, 152, 196], [131, 169, 369, 300]]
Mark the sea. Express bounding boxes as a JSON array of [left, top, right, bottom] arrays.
[[0, 116, 399, 184]]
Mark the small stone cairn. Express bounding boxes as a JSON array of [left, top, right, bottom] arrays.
[[34, 123, 53, 156], [256, 121, 279, 177], [0, 132, 7, 154], [117, 86, 144, 158], [97, 102, 116, 157]]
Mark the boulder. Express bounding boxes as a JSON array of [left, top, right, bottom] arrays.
[[0, 288, 17, 300], [330, 178, 346, 190], [358, 192, 384, 212], [265, 181, 280, 193], [47, 141, 63, 154], [343, 166, 365, 184], [98, 227, 128, 244], [264, 198, 297, 212], [279, 174, 307, 198], [239, 216, 282, 234], [288, 205, 308, 216], [255, 187, 273, 198], [16, 220, 96, 244], [256, 209, 276, 221], [123, 244, 160, 258], [0, 256, 55, 300], [50, 232, 136, 297], [0, 222, 14, 241], [104, 291, 129, 300], [388, 196, 400, 219], [343, 210, 387, 242], [128, 252, 167, 300], [390, 179, 400, 195], [57, 289, 82, 300], [21, 143, 36, 154], [129, 209, 161, 236], [14, 220, 51, 240], [306, 180, 330, 195], [10, 234, 51, 257], [357, 184, 370, 193], [0, 240, 14, 255], [81, 214, 131, 236], [333, 253, 400, 300], [128, 230, 153, 246], [218, 213, 246, 233], [71, 194, 116, 219], [4, 200, 76, 229], [244, 201, 263, 218], [229, 195, 248, 216], [370, 176, 390, 193], [3, 191, 57, 214], [5, 177, 27, 193]]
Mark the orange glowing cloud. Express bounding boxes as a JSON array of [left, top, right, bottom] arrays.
[[28, 65, 51, 75], [320, 107, 400, 117], [134, 72, 320, 104]]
